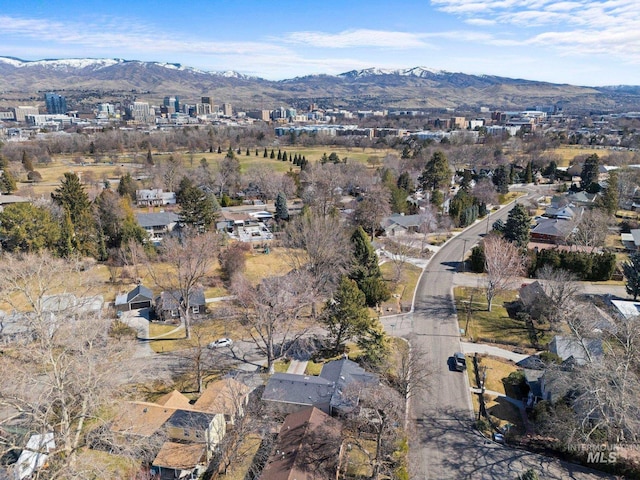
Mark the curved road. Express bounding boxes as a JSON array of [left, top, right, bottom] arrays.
[[409, 195, 612, 479]]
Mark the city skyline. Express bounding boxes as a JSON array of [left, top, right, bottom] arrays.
[[1, 0, 639, 87]]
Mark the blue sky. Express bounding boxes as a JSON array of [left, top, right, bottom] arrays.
[[1, 0, 639, 86]]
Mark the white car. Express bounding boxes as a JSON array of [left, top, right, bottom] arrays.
[[208, 338, 233, 349]]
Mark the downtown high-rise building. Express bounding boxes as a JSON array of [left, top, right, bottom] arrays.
[[44, 92, 67, 114]]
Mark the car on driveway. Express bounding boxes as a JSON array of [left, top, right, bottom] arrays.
[[453, 352, 467, 371], [208, 338, 233, 349]]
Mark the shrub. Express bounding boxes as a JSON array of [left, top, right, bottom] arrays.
[[218, 242, 251, 281]]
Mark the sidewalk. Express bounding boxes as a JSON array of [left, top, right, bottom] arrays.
[[286, 359, 308, 375], [461, 342, 529, 363]]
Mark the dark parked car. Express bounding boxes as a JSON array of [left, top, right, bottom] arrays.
[[453, 352, 467, 371]]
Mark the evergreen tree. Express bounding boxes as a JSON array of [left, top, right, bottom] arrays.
[[274, 191, 289, 221], [277, 149, 282, 160], [0, 157, 17, 194], [503, 204, 531, 248], [246, 148, 250, 156], [0, 203, 60, 252], [263, 147, 268, 158], [328, 152, 340, 163], [321, 153, 329, 164], [178, 184, 220, 231], [21, 150, 34, 172], [146, 149, 154, 165], [282, 151, 288, 162], [51, 172, 96, 257], [176, 176, 195, 205], [237, 147, 241, 154], [117, 172, 137, 201], [419, 151, 450, 191], [624, 252, 640, 300], [525, 161, 533, 183], [597, 169, 619, 215], [57, 210, 75, 258], [255, 149, 259, 156], [492, 165, 509, 194], [581, 154, 600, 190], [322, 276, 372, 352], [397, 171, 412, 192], [217, 146, 222, 154], [270, 149, 275, 159], [350, 226, 390, 307], [226, 147, 235, 159]]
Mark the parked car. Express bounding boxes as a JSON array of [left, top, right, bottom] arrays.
[[453, 352, 467, 371], [208, 338, 233, 349]]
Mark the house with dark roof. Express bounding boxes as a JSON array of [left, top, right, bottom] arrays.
[[262, 359, 377, 415], [530, 218, 575, 244], [259, 407, 343, 480], [115, 284, 153, 312], [136, 211, 180, 244], [380, 214, 424, 236], [154, 287, 206, 322]]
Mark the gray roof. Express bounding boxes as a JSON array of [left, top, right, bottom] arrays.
[[531, 218, 575, 238], [630, 229, 640, 247], [166, 409, 215, 429], [157, 288, 206, 311], [524, 368, 544, 398], [136, 212, 180, 228], [115, 284, 154, 307], [549, 335, 603, 366], [320, 359, 378, 412], [519, 281, 548, 307], [262, 373, 334, 407], [381, 214, 424, 230]]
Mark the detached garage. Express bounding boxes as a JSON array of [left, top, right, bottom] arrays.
[[115, 284, 153, 312]]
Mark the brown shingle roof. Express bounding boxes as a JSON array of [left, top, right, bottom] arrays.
[[260, 407, 342, 480], [110, 402, 176, 437], [156, 390, 192, 409], [194, 378, 251, 415], [152, 441, 206, 470]]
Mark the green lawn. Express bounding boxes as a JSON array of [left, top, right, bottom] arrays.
[[379, 262, 422, 314]]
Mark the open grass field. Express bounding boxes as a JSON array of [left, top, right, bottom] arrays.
[[455, 286, 552, 348]]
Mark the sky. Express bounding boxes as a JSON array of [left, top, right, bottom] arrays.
[[1, 0, 639, 86]]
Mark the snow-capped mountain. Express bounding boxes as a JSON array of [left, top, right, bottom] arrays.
[[339, 66, 449, 78]]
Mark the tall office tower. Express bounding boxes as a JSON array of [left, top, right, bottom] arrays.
[[44, 93, 67, 114], [201, 96, 214, 108], [163, 96, 180, 113], [222, 103, 233, 116]]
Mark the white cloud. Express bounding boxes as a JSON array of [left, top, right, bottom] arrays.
[[282, 29, 432, 49]]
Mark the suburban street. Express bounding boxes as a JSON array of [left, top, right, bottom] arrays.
[[408, 194, 612, 479]]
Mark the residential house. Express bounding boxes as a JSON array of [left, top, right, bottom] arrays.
[[543, 205, 581, 220], [115, 284, 153, 312], [151, 442, 208, 480], [518, 281, 550, 319], [548, 335, 603, 367], [136, 189, 176, 207], [530, 218, 576, 244], [193, 378, 251, 425], [262, 359, 377, 415], [539, 369, 574, 403], [136, 211, 180, 244], [609, 299, 640, 319], [259, 407, 343, 480], [216, 212, 272, 243], [154, 287, 206, 322], [620, 229, 640, 251], [379, 214, 424, 236]]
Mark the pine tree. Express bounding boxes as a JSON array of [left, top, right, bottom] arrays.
[[275, 192, 289, 221], [263, 148, 268, 158], [493, 165, 509, 194], [581, 154, 600, 190], [350, 227, 390, 307], [217, 146, 222, 154], [179, 184, 220, 231], [525, 161, 533, 183], [117, 173, 137, 201], [237, 147, 241, 155], [503, 204, 531, 248], [255, 149, 259, 156], [624, 252, 640, 300], [270, 149, 275, 159], [598, 169, 619, 215], [277, 149, 282, 160], [282, 151, 288, 162], [51, 172, 97, 257], [226, 147, 235, 159], [418, 150, 450, 191], [322, 276, 372, 352], [146, 149, 154, 165], [0, 156, 17, 194], [246, 148, 250, 156]]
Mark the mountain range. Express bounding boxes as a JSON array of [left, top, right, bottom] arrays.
[[1, 56, 639, 112]]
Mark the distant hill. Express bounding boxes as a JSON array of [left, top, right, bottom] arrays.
[[1, 56, 639, 112]]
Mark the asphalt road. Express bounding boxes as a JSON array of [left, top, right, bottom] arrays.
[[408, 196, 612, 479]]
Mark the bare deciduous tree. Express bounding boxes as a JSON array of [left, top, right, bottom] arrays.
[[0, 252, 135, 478], [571, 208, 611, 251], [283, 213, 351, 298], [231, 271, 316, 374], [536, 265, 581, 329], [148, 229, 222, 339], [351, 183, 391, 239], [483, 234, 525, 311]]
